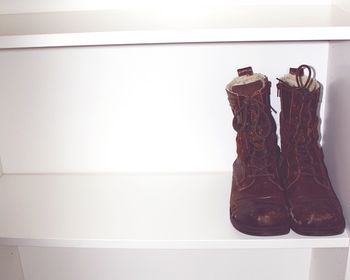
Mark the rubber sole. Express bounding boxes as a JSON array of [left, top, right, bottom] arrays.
[[231, 218, 344, 236], [291, 222, 345, 236], [231, 217, 290, 236]]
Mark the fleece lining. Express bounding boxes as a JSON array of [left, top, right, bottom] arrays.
[[226, 73, 266, 89], [279, 73, 320, 91]]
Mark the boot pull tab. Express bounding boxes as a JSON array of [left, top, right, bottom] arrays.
[[237, 66, 253, 77], [289, 67, 304, 76], [295, 64, 315, 91]]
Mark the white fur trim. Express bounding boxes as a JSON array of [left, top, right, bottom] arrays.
[[226, 73, 266, 90], [279, 73, 319, 91]]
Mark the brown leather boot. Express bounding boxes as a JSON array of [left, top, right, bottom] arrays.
[[226, 67, 290, 236], [277, 65, 345, 236]]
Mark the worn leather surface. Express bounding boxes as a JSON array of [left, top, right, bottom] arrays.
[[277, 68, 345, 235], [226, 69, 289, 235]]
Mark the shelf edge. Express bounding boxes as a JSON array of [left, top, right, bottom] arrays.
[[1, 27, 350, 49], [0, 236, 348, 249]]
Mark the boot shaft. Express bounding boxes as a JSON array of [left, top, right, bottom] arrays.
[[277, 65, 328, 187]]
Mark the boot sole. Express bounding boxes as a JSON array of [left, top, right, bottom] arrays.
[[231, 217, 290, 236], [291, 222, 345, 236]]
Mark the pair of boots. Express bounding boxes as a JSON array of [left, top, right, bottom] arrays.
[[225, 65, 345, 236]]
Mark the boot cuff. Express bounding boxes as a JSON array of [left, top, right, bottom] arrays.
[[279, 73, 320, 92], [226, 73, 266, 91]]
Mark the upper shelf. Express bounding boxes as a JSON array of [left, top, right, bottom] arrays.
[[0, 173, 347, 248], [0, 5, 350, 48]]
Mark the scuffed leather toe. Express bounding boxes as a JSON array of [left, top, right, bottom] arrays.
[[290, 199, 345, 236], [230, 200, 290, 236], [254, 204, 289, 227]]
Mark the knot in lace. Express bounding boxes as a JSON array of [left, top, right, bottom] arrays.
[[232, 94, 275, 140]]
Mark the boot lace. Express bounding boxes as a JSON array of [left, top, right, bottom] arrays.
[[292, 91, 327, 188], [232, 92, 278, 185], [294, 93, 315, 177]]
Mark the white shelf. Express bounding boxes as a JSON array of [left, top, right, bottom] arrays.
[[0, 173, 347, 248], [0, 5, 350, 48]]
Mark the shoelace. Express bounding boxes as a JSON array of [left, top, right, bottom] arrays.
[[293, 92, 315, 176], [232, 92, 277, 182], [293, 65, 318, 181]]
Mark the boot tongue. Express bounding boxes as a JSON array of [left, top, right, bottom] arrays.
[[245, 109, 272, 166], [232, 80, 264, 97], [235, 66, 264, 97]]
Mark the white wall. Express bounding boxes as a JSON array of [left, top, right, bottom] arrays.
[[0, 42, 329, 173], [332, 0, 350, 12], [324, 41, 350, 228], [324, 41, 350, 280]]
